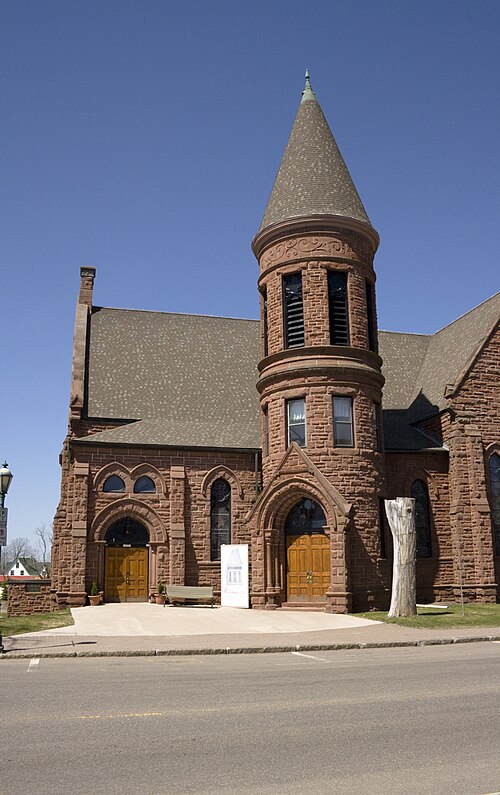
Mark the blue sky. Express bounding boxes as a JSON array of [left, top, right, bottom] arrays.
[[1, 0, 499, 549]]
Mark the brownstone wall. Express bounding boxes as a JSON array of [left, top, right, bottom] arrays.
[[385, 450, 452, 601], [7, 579, 54, 616], [53, 442, 258, 606], [445, 323, 500, 601]]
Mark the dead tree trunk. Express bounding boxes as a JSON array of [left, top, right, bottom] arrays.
[[385, 498, 417, 617]]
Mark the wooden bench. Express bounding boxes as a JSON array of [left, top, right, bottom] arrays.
[[165, 585, 215, 607]]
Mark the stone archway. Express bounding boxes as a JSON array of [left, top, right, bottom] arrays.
[[103, 518, 150, 602], [284, 498, 330, 604], [251, 476, 352, 613], [91, 500, 168, 602]]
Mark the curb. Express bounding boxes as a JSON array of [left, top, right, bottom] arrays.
[[1, 634, 500, 659]]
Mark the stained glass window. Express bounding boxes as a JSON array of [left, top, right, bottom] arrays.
[[210, 479, 231, 561], [103, 475, 125, 493], [285, 498, 327, 534], [134, 476, 156, 494], [489, 454, 500, 555], [411, 479, 432, 558]]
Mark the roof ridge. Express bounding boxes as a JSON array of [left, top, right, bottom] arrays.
[[432, 292, 500, 335], [379, 329, 430, 338], [92, 306, 260, 323]]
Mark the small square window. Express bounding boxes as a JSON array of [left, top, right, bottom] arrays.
[[286, 398, 306, 447], [333, 397, 354, 447]]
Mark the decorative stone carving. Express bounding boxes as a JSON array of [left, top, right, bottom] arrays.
[[261, 234, 371, 269]]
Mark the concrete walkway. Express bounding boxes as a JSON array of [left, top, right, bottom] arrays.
[[48, 603, 380, 636], [2, 603, 500, 658]]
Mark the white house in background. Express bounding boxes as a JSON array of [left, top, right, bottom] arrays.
[[6, 558, 45, 578]]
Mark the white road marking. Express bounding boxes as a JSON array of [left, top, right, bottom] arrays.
[[28, 658, 40, 672], [291, 651, 328, 662]]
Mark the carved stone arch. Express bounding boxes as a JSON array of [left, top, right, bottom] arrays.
[[246, 442, 352, 527], [201, 465, 244, 499], [129, 463, 167, 496], [94, 462, 132, 493], [91, 498, 167, 544], [256, 476, 345, 535], [485, 441, 500, 458], [404, 468, 434, 496]]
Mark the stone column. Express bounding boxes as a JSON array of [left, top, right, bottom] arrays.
[[169, 466, 185, 584], [465, 427, 496, 600], [449, 424, 496, 602], [68, 462, 90, 606], [325, 516, 352, 614], [250, 527, 266, 608]]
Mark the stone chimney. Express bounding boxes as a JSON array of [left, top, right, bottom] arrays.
[[78, 266, 96, 308]]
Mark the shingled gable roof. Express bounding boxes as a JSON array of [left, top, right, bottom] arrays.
[[81, 307, 261, 449], [258, 73, 371, 232], [378, 292, 500, 447], [408, 292, 500, 420], [77, 295, 499, 452]]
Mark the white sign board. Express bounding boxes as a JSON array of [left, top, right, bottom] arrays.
[[220, 544, 249, 608], [0, 508, 7, 546]]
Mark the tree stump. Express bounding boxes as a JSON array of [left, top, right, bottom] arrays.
[[385, 498, 417, 617]]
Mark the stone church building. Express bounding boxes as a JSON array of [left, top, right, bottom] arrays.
[[52, 76, 500, 612]]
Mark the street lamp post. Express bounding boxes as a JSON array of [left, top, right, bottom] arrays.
[[0, 462, 13, 653]]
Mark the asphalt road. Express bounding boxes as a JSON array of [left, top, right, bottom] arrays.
[[1, 643, 499, 795]]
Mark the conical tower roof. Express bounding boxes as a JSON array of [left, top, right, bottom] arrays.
[[259, 73, 371, 232]]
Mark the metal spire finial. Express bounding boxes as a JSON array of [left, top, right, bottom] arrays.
[[301, 69, 316, 102]]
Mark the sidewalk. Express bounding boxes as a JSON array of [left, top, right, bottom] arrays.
[[2, 603, 500, 659]]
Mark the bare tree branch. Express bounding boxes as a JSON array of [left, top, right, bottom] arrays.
[[35, 523, 53, 568]]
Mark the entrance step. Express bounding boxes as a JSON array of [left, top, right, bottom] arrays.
[[280, 603, 327, 612]]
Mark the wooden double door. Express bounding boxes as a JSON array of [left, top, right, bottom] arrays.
[[104, 548, 149, 602], [286, 533, 330, 602]]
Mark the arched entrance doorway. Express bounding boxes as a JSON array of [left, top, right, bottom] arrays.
[[104, 518, 149, 602], [285, 498, 329, 603]]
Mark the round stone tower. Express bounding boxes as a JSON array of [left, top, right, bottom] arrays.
[[250, 74, 386, 612]]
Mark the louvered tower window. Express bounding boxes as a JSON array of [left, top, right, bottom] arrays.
[[366, 280, 376, 352], [262, 288, 269, 357], [283, 273, 304, 348], [328, 271, 350, 345]]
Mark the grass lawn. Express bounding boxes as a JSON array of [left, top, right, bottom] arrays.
[[0, 608, 74, 636], [354, 603, 500, 629]]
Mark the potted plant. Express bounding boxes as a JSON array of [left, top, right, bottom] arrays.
[[89, 581, 101, 606], [155, 580, 165, 605]]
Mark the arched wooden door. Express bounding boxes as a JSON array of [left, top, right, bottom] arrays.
[[104, 518, 149, 602], [285, 499, 329, 603]]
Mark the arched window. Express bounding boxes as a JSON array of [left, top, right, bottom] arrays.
[[105, 518, 149, 547], [103, 475, 126, 493], [285, 498, 327, 534], [411, 479, 432, 558], [133, 476, 156, 494], [489, 453, 500, 555], [210, 479, 231, 561]]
